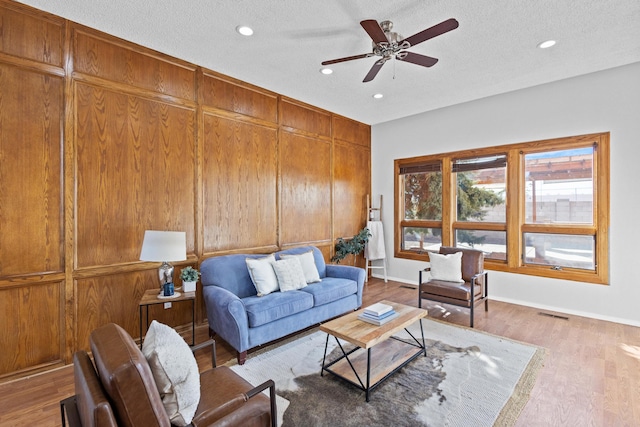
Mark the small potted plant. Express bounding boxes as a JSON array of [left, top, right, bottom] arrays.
[[180, 266, 200, 292], [331, 228, 371, 265]]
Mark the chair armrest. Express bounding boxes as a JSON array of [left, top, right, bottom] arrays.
[[192, 378, 277, 427], [418, 267, 432, 285], [60, 395, 82, 427], [470, 270, 488, 284], [202, 286, 250, 353], [245, 379, 277, 427], [471, 271, 489, 297], [191, 338, 217, 368], [192, 395, 247, 426]]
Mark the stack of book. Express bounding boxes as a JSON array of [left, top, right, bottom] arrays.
[[358, 302, 398, 326]]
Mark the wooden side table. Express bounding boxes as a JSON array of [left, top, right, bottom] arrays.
[[138, 288, 196, 349]]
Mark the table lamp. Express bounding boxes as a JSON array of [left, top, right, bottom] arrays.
[[139, 230, 187, 292]]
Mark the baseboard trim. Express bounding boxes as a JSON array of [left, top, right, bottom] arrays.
[[489, 296, 640, 328], [370, 274, 640, 328]]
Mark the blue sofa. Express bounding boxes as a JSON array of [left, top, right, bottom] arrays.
[[201, 246, 365, 364]]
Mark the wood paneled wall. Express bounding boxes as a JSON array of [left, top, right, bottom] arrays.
[[0, 1, 370, 381]]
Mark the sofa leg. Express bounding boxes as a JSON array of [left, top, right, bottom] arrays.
[[237, 351, 247, 365]]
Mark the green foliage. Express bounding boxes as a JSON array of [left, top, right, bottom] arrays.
[[404, 173, 442, 220], [331, 228, 371, 264], [179, 266, 200, 282], [456, 173, 503, 221], [404, 171, 504, 247]]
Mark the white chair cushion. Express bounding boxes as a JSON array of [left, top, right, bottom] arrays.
[[142, 321, 200, 426], [429, 251, 465, 283]]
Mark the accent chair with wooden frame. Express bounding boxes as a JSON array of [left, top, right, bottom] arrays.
[[418, 246, 488, 327]]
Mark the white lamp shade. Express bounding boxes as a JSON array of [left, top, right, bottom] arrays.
[[139, 230, 187, 262]]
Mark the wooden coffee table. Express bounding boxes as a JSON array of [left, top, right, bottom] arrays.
[[319, 300, 427, 402]]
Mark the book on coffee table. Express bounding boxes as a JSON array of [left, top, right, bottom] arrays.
[[363, 302, 393, 317], [360, 310, 396, 321], [358, 311, 399, 326]]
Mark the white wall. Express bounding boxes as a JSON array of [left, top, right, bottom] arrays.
[[371, 62, 640, 326]]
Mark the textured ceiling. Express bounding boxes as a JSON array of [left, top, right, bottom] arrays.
[[17, 0, 640, 125]]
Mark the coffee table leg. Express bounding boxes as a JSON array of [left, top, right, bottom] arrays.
[[419, 319, 426, 356], [321, 333, 329, 376], [366, 348, 371, 402]]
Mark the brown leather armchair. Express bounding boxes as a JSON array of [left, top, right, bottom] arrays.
[[418, 246, 488, 327], [60, 323, 276, 427]]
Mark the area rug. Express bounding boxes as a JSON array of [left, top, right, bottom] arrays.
[[228, 319, 545, 426]]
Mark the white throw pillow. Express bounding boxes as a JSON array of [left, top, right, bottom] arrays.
[[429, 251, 464, 283], [280, 250, 321, 283], [142, 321, 200, 426], [246, 254, 279, 296], [272, 257, 308, 292]]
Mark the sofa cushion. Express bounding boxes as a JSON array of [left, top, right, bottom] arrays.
[[242, 291, 314, 327], [246, 254, 279, 296], [276, 246, 327, 278], [142, 321, 200, 426], [301, 277, 358, 307], [272, 257, 307, 292], [280, 250, 321, 283]]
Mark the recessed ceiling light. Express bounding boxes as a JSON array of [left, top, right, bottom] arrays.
[[320, 67, 333, 75], [236, 26, 254, 36], [373, 93, 384, 99], [537, 40, 556, 49]]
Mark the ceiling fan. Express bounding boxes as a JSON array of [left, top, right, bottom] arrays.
[[321, 18, 459, 82]]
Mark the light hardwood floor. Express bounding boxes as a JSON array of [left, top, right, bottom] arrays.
[[1, 278, 639, 426]]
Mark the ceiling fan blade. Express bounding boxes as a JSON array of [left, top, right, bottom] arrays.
[[402, 18, 459, 47], [321, 53, 373, 65], [360, 20, 388, 45], [397, 51, 439, 67], [363, 59, 385, 83]]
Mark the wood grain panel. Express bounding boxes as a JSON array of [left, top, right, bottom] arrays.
[[76, 271, 193, 351], [333, 115, 371, 147], [75, 83, 196, 268], [280, 131, 331, 244], [0, 281, 61, 377], [0, 0, 371, 381], [280, 99, 331, 137], [73, 28, 195, 100], [202, 114, 277, 252], [333, 140, 370, 239], [0, 3, 63, 66], [201, 72, 277, 123], [0, 64, 63, 277]]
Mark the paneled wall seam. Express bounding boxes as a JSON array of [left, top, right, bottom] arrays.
[[0, 0, 371, 382], [70, 73, 198, 109]]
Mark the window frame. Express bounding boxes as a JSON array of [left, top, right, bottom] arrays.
[[394, 132, 610, 284]]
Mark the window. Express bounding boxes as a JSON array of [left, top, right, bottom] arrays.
[[399, 161, 442, 254], [394, 133, 609, 284], [453, 155, 507, 261]]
